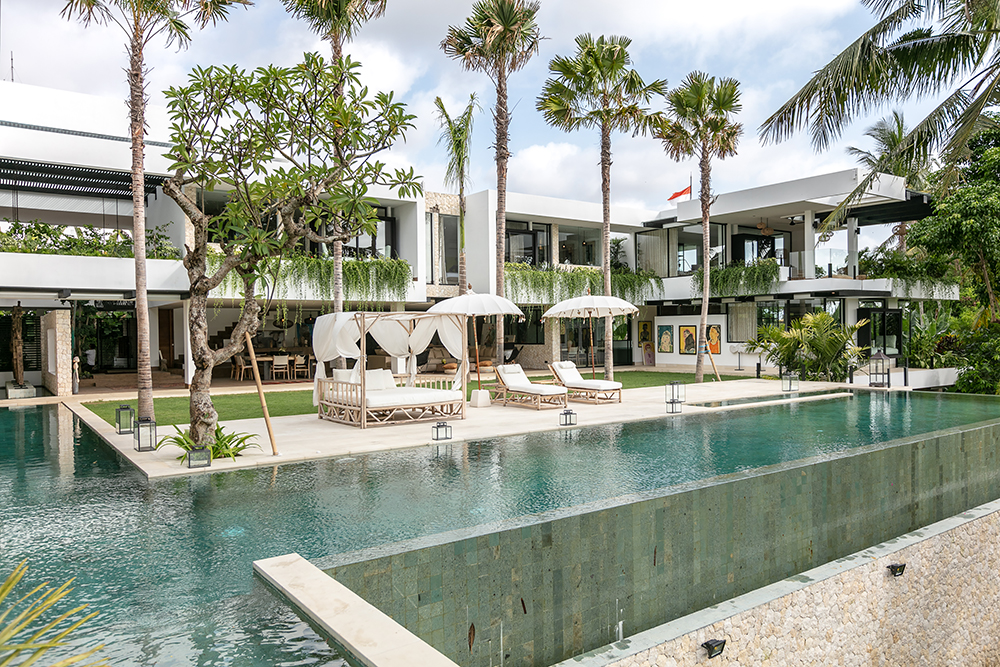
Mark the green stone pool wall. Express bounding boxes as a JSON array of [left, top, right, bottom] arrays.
[[323, 417, 1000, 667]]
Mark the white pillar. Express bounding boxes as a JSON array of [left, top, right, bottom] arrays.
[[802, 210, 816, 279], [847, 217, 859, 278], [182, 299, 194, 385], [845, 298, 860, 341]]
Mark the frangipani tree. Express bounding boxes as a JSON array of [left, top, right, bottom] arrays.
[[62, 0, 251, 422], [442, 0, 543, 364], [537, 33, 666, 380], [281, 0, 388, 317], [162, 54, 420, 444], [654, 71, 743, 383], [435, 93, 479, 295]]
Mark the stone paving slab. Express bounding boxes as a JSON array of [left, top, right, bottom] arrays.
[[64, 379, 850, 479]]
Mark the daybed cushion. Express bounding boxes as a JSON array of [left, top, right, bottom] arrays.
[[364, 387, 463, 409], [330, 369, 353, 382], [497, 364, 567, 396], [552, 361, 622, 391]]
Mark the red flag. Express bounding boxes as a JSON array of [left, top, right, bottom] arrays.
[[668, 185, 692, 201]]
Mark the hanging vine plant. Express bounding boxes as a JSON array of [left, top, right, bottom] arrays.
[[692, 258, 781, 297], [208, 251, 411, 310], [504, 263, 662, 304]]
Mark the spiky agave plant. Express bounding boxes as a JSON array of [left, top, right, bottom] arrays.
[[0, 561, 106, 666]]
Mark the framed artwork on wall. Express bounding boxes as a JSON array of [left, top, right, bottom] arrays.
[[657, 325, 673, 353], [679, 325, 698, 355], [707, 324, 722, 355], [638, 321, 652, 345], [642, 342, 655, 366]]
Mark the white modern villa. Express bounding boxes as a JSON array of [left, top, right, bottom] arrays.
[[0, 80, 958, 396]]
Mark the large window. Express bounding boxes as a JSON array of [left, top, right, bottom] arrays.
[[504, 305, 544, 345], [732, 226, 790, 265], [343, 207, 398, 259], [676, 223, 725, 276], [425, 212, 433, 284], [636, 228, 669, 277], [505, 221, 550, 265], [558, 225, 600, 266], [727, 303, 758, 342], [0, 311, 41, 373], [440, 214, 459, 285]]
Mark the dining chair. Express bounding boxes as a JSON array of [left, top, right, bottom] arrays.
[[272, 354, 291, 381], [293, 355, 311, 380]]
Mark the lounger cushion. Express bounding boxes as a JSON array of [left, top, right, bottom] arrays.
[[498, 364, 568, 396], [364, 387, 463, 408], [552, 361, 622, 391], [330, 369, 353, 382]]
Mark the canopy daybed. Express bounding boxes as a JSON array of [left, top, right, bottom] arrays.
[[312, 311, 469, 429]]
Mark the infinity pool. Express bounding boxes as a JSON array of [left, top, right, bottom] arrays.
[[1, 391, 997, 665]]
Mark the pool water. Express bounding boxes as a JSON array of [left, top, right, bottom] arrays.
[[1, 391, 997, 665]]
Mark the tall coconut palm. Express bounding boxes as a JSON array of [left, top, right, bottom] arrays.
[[442, 0, 542, 365], [62, 0, 249, 420], [847, 110, 936, 250], [759, 0, 996, 224], [435, 93, 479, 296], [282, 0, 388, 317], [654, 71, 743, 383], [537, 33, 666, 380]]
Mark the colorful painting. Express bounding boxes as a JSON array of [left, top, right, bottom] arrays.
[[657, 325, 673, 353], [679, 325, 698, 355], [708, 324, 722, 355], [642, 341, 655, 366], [638, 321, 652, 345]]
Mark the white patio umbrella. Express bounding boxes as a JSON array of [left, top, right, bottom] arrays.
[[428, 292, 524, 387], [542, 295, 639, 379]]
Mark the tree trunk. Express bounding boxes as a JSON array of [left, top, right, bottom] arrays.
[[128, 21, 154, 420], [459, 187, 467, 295], [494, 68, 509, 366], [11, 302, 24, 387], [695, 146, 712, 383], [187, 288, 217, 444], [330, 33, 346, 367], [600, 122, 614, 381]]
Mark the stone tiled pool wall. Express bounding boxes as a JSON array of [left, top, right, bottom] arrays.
[[322, 417, 1000, 667]]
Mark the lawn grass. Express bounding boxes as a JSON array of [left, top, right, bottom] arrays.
[[85, 370, 749, 428]]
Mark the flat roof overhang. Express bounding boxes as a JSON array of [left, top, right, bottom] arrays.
[[0, 157, 167, 200]]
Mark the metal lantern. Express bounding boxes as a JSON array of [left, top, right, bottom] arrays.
[[115, 404, 135, 435], [666, 399, 683, 414], [559, 409, 578, 427], [432, 421, 453, 441], [702, 639, 726, 659], [665, 381, 686, 404], [887, 563, 906, 577], [781, 372, 800, 392], [133, 417, 157, 452], [187, 445, 212, 469], [869, 350, 891, 388]]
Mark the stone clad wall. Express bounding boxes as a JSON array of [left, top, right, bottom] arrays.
[[596, 502, 1000, 667], [40, 309, 72, 396], [325, 419, 1000, 667]]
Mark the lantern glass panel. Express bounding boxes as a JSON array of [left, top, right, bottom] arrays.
[[869, 351, 890, 387], [115, 405, 135, 435], [666, 400, 683, 414], [187, 446, 212, 469], [432, 422, 452, 441], [559, 410, 578, 427], [133, 417, 157, 452], [665, 381, 686, 403], [781, 373, 799, 392]]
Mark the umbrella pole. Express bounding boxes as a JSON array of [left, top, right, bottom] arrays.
[[589, 315, 596, 379]]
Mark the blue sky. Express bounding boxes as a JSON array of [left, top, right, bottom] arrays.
[[2, 0, 942, 247]]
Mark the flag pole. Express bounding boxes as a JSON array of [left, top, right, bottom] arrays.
[[689, 173, 693, 201]]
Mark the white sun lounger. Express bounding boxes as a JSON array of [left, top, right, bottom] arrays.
[[548, 361, 622, 404], [493, 364, 568, 410]]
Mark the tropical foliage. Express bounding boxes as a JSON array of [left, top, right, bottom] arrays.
[[1, 561, 107, 666], [846, 110, 935, 191], [655, 70, 743, 382], [904, 303, 954, 369], [692, 259, 781, 298], [158, 425, 260, 461], [537, 33, 666, 379], [435, 93, 479, 295], [951, 322, 1000, 394], [161, 53, 419, 445], [745, 311, 868, 382], [504, 263, 662, 305], [442, 0, 543, 363], [0, 220, 179, 259]]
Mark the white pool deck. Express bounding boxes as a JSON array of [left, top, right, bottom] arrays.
[[58, 378, 857, 479]]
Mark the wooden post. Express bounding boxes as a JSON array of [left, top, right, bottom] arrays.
[[704, 344, 723, 382], [461, 314, 468, 420], [359, 312, 367, 430], [245, 332, 279, 455]]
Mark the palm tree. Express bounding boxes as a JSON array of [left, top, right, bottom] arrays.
[[537, 34, 666, 380], [435, 94, 479, 296], [62, 0, 249, 421], [282, 0, 388, 317], [759, 0, 997, 223], [654, 71, 743, 383], [847, 110, 935, 250], [442, 0, 542, 364]]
